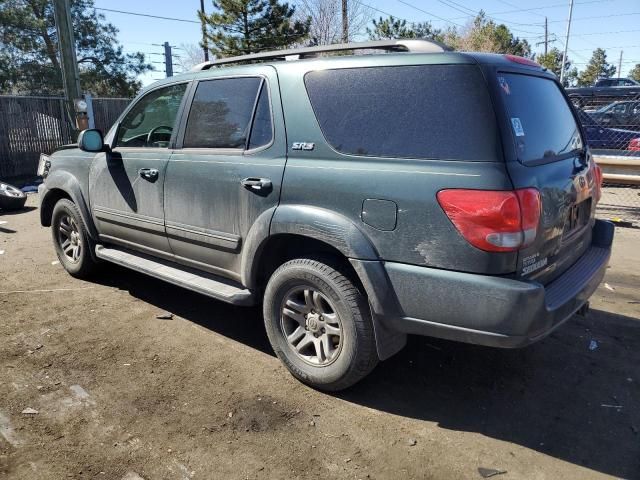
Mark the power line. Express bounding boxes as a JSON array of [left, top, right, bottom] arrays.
[[395, 0, 465, 28], [94, 7, 200, 24], [433, 0, 542, 32], [447, 0, 607, 20], [546, 12, 640, 23]]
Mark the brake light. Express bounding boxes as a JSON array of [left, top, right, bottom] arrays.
[[593, 163, 603, 202], [504, 54, 541, 68], [437, 188, 541, 252]]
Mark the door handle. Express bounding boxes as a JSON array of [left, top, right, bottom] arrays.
[[241, 177, 272, 191], [139, 168, 159, 182]]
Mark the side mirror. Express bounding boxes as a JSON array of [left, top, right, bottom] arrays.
[[78, 129, 108, 152]]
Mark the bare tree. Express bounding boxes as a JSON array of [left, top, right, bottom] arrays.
[[176, 43, 207, 71], [297, 0, 372, 45]]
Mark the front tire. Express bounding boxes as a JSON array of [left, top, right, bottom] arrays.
[[263, 257, 378, 391], [51, 199, 97, 278]]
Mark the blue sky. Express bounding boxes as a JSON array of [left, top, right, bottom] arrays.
[[94, 0, 640, 85]]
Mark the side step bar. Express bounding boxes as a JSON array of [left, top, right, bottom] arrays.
[[95, 245, 255, 306]]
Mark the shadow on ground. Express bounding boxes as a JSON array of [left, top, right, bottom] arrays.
[[95, 264, 640, 479]]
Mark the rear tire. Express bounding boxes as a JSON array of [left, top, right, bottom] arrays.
[[263, 257, 378, 391], [51, 199, 98, 278]]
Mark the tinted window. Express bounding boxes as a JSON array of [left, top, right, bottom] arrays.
[[183, 77, 261, 149], [116, 83, 187, 148], [499, 73, 582, 163], [248, 83, 273, 149], [304, 65, 498, 161]]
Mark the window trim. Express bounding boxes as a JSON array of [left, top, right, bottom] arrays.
[[111, 80, 192, 150], [174, 74, 275, 154]]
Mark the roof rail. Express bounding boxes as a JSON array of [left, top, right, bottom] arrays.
[[191, 39, 452, 71]]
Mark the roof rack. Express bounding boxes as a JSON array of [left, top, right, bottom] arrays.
[[191, 39, 452, 71]]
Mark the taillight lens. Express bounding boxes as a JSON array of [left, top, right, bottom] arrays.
[[437, 188, 541, 252], [593, 163, 603, 202]]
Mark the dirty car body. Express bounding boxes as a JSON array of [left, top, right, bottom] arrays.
[[38, 40, 614, 390]]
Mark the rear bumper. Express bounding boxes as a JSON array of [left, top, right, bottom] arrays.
[[381, 220, 614, 348]]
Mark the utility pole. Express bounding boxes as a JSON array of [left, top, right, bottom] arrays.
[[53, 0, 84, 136], [560, 0, 574, 85], [200, 0, 209, 62], [163, 42, 174, 77], [618, 50, 623, 78], [544, 17, 548, 56], [342, 0, 348, 43]]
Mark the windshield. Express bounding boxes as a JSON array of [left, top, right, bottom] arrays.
[[499, 73, 583, 163]]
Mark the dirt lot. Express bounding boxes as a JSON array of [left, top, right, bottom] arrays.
[[1, 195, 639, 480]]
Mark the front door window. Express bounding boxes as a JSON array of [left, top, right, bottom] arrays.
[[115, 83, 187, 148]]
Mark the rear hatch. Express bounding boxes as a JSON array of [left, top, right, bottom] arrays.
[[495, 71, 600, 285]]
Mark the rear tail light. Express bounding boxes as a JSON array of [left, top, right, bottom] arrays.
[[437, 188, 541, 253], [593, 163, 603, 202]]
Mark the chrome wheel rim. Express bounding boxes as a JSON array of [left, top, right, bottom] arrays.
[[57, 214, 82, 263], [280, 286, 343, 366], [0, 183, 24, 197]]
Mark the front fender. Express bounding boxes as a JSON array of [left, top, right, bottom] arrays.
[[39, 170, 98, 240]]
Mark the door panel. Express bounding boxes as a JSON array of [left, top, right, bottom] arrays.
[[89, 149, 172, 253], [164, 68, 286, 279], [89, 82, 189, 254]]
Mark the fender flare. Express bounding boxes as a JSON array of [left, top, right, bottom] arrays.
[[40, 171, 98, 241], [240, 205, 406, 360], [241, 204, 379, 288]]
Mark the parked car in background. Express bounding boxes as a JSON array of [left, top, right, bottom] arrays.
[[586, 100, 640, 130], [595, 78, 640, 87], [37, 40, 613, 390], [577, 110, 640, 149], [566, 77, 640, 109]]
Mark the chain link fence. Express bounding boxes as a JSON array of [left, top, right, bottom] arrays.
[[569, 92, 640, 226]]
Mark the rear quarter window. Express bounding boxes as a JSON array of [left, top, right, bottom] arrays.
[[304, 65, 498, 161]]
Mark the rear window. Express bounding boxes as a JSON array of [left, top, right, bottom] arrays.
[[499, 73, 582, 164], [304, 65, 498, 161]]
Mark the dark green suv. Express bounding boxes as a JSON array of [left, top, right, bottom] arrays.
[[38, 39, 613, 390]]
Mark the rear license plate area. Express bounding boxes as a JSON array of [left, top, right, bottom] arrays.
[[563, 199, 591, 238]]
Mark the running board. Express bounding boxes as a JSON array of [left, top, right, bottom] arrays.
[[95, 245, 255, 306]]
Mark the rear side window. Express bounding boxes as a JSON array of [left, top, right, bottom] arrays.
[[499, 73, 582, 163], [304, 65, 498, 161], [183, 77, 262, 149], [248, 83, 273, 150]]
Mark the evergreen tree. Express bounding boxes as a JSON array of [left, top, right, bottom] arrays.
[[367, 16, 443, 42], [629, 63, 640, 83], [0, 0, 152, 96], [199, 0, 310, 57], [576, 48, 616, 86], [536, 47, 577, 86]]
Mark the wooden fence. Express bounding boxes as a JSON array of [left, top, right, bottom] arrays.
[[0, 95, 130, 180]]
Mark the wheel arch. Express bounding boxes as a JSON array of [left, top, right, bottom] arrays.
[[241, 205, 407, 360], [40, 172, 98, 241]]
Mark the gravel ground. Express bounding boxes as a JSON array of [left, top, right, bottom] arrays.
[[1, 195, 639, 480]]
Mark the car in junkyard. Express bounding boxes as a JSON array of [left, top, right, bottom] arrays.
[[577, 110, 640, 149], [37, 39, 613, 390], [585, 100, 640, 131]]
